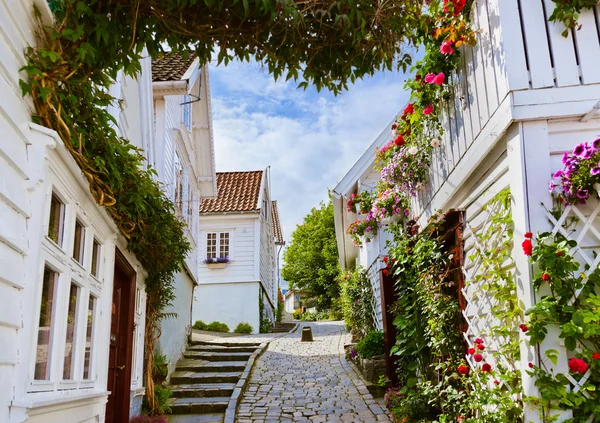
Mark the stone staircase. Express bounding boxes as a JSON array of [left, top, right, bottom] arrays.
[[269, 322, 296, 333], [167, 340, 261, 423]]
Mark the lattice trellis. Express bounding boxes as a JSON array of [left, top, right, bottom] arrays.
[[461, 198, 516, 383], [366, 262, 383, 331], [546, 197, 600, 411]]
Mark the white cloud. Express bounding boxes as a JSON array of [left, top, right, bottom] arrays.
[[209, 60, 410, 243]]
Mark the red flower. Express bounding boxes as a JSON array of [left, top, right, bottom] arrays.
[[394, 135, 405, 147], [525, 232, 533, 238], [519, 323, 528, 333], [493, 380, 500, 385], [473, 353, 483, 363], [557, 251, 563, 256], [423, 105, 434, 115], [404, 103, 414, 115], [522, 239, 533, 256], [477, 344, 485, 351], [468, 347, 475, 355], [443, 0, 467, 16], [383, 256, 389, 263], [568, 357, 589, 374], [528, 362, 534, 368], [458, 365, 469, 375], [481, 363, 492, 373], [592, 352, 600, 360], [474, 337, 483, 344], [383, 269, 389, 276], [541, 273, 550, 281], [391, 123, 397, 130]]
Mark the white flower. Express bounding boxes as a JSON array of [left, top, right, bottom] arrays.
[[408, 146, 418, 155], [431, 138, 440, 148]]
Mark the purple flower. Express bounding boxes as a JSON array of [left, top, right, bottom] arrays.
[[562, 152, 570, 164], [573, 144, 586, 157], [583, 148, 594, 159], [594, 138, 600, 149], [577, 189, 589, 199], [553, 170, 564, 178], [404, 209, 409, 217], [591, 167, 600, 176], [549, 181, 556, 192]]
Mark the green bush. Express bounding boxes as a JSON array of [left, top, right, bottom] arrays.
[[234, 322, 253, 334], [142, 384, 172, 414], [355, 330, 385, 359], [300, 311, 330, 321], [206, 321, 230, 332], [192, 320, 207, 330], [292, 310, 303, 320]]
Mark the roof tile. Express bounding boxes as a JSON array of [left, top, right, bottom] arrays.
[[200, 171, 263, 213], [271, 201, 284, 244], [151, 52, 196, 82]]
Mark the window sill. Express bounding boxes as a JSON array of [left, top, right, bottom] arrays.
[[15, 390, 110, 409]]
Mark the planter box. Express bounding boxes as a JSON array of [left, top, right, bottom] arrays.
[[206, 263, 227, 269], [357, 354, 387, 384]]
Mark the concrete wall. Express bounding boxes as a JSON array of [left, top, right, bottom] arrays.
[[157, 270, 194, 375], [193, 282, 260, 334]]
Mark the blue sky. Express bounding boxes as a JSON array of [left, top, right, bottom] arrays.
[[208, 60, 411, 244]]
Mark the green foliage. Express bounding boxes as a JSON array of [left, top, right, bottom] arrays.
[[355, 330, 385, 359], [300, 311, 330, 321], [143, 384, 172, 415], [292, 310, 303, 320], [206, 321, 230, 333], [282, 200, 341, 310], [524, 232, 600, 420], [276, 288, 284, 323], [192, 320, 207, 331], [258, 292, 271, 333], [234, 322, 253, 334], [339, 267, 376, 339], [548, 0, 598, 37], [153, 353, 168, 380]]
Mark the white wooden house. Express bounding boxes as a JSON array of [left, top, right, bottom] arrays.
[[0, 2, 151, 422], [192, 170, 284, 333], [150, 53, 217, 377], [333, 2, 600, 421]]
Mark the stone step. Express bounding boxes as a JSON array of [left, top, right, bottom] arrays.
[[188, 344, 258, 353], [170, 383, 236, 398], [167, 413, 224, 423], [176, 360, 247, 373], [170, 371, 242, 385], [168, 397, 230, 414], [183, 351, 253, 361], [190, 340, 261, 348]]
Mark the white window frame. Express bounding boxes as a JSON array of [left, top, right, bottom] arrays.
[[204, 231, 233, 260], [182, 94, 192, 131]]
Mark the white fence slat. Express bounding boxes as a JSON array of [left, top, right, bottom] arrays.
[[453, 73, 468, 160], [471, 35, 490, 129], [495, 0, 530, 91], [449, 79, 464, 166], [543, 0, 580, 87], [443, 99, 457, 172], [486, 0, 510, 98], [573, 10, 600, 84], [519, 0, 554, 88], [460, 49, 478, 146], [477, 0, 500, 111]]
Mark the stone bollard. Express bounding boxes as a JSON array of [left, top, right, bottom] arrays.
[[301, 326, 313, 342]]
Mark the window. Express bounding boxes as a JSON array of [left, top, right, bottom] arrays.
[[62, 283, 80, 380], [82, 295, 96, 380], [73, 219, 85, 264], [206, 232, 230, 259], [48, 193, 65, 246], [174, 152, 184, 213], [91, 239, 101, 278], [182, 94, 192, 131], [35, 267, 59, 380]]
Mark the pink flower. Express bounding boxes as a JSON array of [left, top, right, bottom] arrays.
[[424, 73, 436, 83], [433, 72, 445, 86], [440, 42, 454, 55], [423, 105, 434, 115]]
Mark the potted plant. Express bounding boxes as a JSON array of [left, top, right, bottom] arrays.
[[203, 257, 230, 269], [372, 184, 410, 225], [346, 216, 378, 246], [550, 138, 600, 204]]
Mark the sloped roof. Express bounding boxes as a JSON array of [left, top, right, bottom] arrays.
[[200, 171, 263, 213], [271, 200, 284, 244], [151, 52, 197, 82]]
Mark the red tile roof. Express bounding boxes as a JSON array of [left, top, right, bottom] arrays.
[[151, 52, 197, 82], [200, 171, 263, 213], [271, 201, 284, 244]]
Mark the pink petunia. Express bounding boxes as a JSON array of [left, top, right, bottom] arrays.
[[433, 72, 445, 86], [440, 42, 454, 55], [423, 105, 434, 115], [424, 73, 436, 83]]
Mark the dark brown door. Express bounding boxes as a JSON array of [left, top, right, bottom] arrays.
[[106, 250, 136, 423]]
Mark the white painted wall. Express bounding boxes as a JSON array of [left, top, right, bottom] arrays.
[[193, 282, 261, 334]]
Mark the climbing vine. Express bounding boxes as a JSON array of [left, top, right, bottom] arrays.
[[549, 0, 599, 37], [339, 267, 377, 340]]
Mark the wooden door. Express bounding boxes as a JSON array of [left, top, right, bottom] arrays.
[[106, 250, 136, 423]]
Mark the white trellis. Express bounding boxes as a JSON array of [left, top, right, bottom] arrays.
[[366, 261, 384, 331]]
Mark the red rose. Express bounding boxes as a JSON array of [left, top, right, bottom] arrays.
[[568, 357, 588, 374], [557, 251, 563, 256], [477, 344, 485, 351], [541, 273, 550, 281], [493, 380, 500, 385], [404, 103, 414, 115], [528, 362, 534, 368], [519, 324, 528, 333], [383, 269, 389, 276], [593, 352, 600, 360], [522, 239, 533, 256], [391, 123, 398, 130], [481, 363, 492, 373], [383, 256, 389, 263], [458, 365, 469, 375], [394, 135, 405, 147], [473, 353, 483, 363], [474, 337, 483, 344], [468, 347, 475, 355], [524, 232, 533, 238]]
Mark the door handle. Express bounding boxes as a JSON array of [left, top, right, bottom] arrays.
[[117, 365, 125, 370]]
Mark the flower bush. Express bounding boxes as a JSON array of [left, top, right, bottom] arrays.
[[550, 137, 600, 204], [355, 330, 385, 359], [339, 268, 376, 340], [347, 191, 375, 214]]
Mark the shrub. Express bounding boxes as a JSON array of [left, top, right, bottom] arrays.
[[130, 416, 169, 423], [292, 309, 303, 320], [234, 322, 253, 334], [192, 320, 207, 330], [141, 383, 172, 415], [206, 321, 229, 332], [355, 330, 385, 359]]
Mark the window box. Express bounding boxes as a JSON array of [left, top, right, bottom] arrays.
[[204, 257, 229, 269]]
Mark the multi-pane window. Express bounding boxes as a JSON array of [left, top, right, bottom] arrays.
[[73, 219, 85, 264], [62, 283, 80, 380], [174, 152, 184, 213], [206, 232, 230, 259], [35, 267, 58, 380], [82, 295, 96, 380], [48, 193, 65, 246], [91, 239, 101, 278], [182, 94, 192, 131]]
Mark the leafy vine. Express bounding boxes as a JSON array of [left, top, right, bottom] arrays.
[[549, 0, 599, 37]]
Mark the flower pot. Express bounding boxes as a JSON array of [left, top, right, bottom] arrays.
[[206, 263, 227, 269], [362, 229, 376, 241], [381, 214, 402, 225]]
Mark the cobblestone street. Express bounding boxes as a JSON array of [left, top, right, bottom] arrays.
[[237, 322, 390, 423]]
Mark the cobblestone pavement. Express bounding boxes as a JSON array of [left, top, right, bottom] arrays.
[[238, 321, 390, 423]]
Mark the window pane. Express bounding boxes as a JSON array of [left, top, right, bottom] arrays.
[[91, 239, 101, 277], [206, 233, 217, 258], [219, 233, 229, 258], [73, 220, 85, 264], [35, 267, 58, 380], [63, 283, 80, 380], [83, 295, 96, 380], [48, 193, 65, 246]]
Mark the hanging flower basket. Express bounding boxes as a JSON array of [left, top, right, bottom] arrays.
[[381, 214, 403, 226]]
